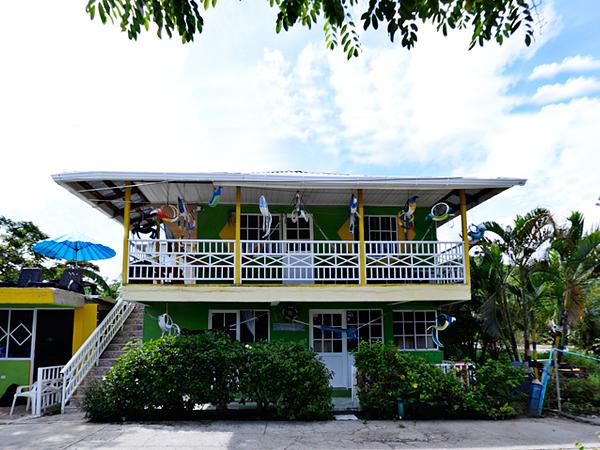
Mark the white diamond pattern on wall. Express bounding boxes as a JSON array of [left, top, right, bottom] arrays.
[[9, 322, 32, 347]]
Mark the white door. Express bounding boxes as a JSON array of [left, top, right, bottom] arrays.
[[310, 311, 348, 388], [283, 214, 314, 283]]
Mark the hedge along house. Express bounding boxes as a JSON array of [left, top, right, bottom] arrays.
[[0, 286, 108, 401], [53, 171, 526, 395]]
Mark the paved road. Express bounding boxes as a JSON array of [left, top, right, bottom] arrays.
[[0, 414, 598, 449]]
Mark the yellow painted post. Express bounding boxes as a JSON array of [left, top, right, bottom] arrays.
[[122, 183, 132, 286], [72, 304, 98, 354], [358, 189, 366, 286], [459, 189, 471, 285], [235, 187, 241, 285]]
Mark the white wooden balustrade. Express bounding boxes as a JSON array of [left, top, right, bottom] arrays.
[[240, 240, 360, 283], [127, 239, 466, 284], [365, 241, 465, 284], [60, 300, 136, 412], [35, 365, 64, 415], [129, 239, 236, 283]]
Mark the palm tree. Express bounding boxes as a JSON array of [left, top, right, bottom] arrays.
[[473, 243, 520, 361], [483, 208, 556, 367], [546, 211, 600, 351]]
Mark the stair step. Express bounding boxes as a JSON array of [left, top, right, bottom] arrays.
[[97, 358, 118, 367]]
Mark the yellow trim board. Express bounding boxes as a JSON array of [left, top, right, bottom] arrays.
[[0, 288, 85, 307], [123, 283, 471, 303]]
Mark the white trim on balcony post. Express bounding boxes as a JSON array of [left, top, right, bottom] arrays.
[[235, 186, 241, 286], [358, 189, 366, 286], [122, 183, 132, 286], [459, 189, 470, 285]]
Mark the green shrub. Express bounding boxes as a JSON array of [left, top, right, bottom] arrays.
[[240, 341, 333, 420], [354, 341, 525, 420], [82, 334, 332, 421], [82, 333, 245, 420], [546, 375, 600, 416], [463, 360, 525, 419], [354, 340, 464, 419]]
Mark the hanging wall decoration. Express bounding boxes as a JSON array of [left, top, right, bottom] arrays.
[[208, 186, 222, 208], [426, 202, 451, 222], [259, 195, 272, 239], [348, 194, 360, 236], [290, 191, 309, 223], [398, 195, 418, 240], [154, 196, 197, 239], [467, 223, 487, 244], [428, 313, 456, 348]]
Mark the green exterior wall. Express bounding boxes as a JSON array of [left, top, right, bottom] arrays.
[[197, 204, 437, 241], [142, 301, 444, 364], [0, 360, 30, 398]]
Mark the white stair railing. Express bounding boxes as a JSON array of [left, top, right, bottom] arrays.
[[60, 299, 136, 412], [35, 365, 64, 416]]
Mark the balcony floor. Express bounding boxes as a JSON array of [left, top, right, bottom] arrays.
[[122, 283, 471, 303]]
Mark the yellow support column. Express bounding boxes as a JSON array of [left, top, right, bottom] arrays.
[[72, 304, 98, 354], [235, 187, 241, 286], [122, 183, 132, 286], [459, 189, 471, 285], [358, 189, 366, 286]]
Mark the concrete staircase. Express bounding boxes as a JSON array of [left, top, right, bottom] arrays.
[[68, 303, 145, 408]]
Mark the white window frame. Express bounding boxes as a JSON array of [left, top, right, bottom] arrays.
[[0, 308, 37, 361], [392, 310, 438, 351], [345, 309, 384, 351], [208, 309, 270, 342], [365, 215, 398, 242], [241, 213, 281, 241]]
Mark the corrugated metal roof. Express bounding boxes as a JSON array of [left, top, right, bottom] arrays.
[[51, 171, 527, 225]]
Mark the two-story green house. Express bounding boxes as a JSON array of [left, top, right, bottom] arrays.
[[54, 171, 525, 394]]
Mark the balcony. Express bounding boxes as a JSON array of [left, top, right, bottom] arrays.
[[127, 239, 466, 285]]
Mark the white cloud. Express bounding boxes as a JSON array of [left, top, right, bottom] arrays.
[[530, 76, 600, 104], [529, 55, 600, 80]]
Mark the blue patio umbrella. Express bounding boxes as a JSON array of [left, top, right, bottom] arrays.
[[32, 232, 116, 262]]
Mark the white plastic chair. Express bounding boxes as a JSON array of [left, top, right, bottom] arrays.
[[10, 383, 37, 415]]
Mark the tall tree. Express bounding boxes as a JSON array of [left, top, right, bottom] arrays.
[[484, 208, 555, 369], [474, 243, 520, 362], [85, 0, 537, 59], [0, 216, 49, 281], [546, 212, 600, 351]]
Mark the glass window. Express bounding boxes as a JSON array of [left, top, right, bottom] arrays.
[[365, 216, 398, 242], [392, 310, 437, 350], [0, 310, 8, 358], [210, 310, 269, 343], [346, 309, 383, 352], [0, 309, 34, 359], [241, 214, 280, 241]]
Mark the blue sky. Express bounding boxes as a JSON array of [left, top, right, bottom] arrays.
[[1, 0, 599, 278]]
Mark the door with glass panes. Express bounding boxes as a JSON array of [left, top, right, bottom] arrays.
[[283, 214, 313, 283], [310, 309, 384, 389]]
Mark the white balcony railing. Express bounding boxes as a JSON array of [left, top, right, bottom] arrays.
[[129, 239, 236, 283], [127, 239, 465, 285], [365, 241, 465, 284], [240, 240, 360, 283]]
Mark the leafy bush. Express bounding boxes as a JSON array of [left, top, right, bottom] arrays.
[[354, 340, 464, 419], [463, 360, 525, 419], [83, 333, 245, 421], [240, 341, 332, 420], [545, 374, 600, 416], [82, 334, 332, 421], [354, 340, 525, 420]]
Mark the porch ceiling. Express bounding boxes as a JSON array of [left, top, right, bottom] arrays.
[[52, 171, 526, 225]]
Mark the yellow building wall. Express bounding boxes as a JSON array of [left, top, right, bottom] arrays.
[[72, 304, 98, 354]]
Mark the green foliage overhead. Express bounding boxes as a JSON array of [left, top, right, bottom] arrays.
[[0, 216, 49, 281], [85, 0, 536, 59]]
